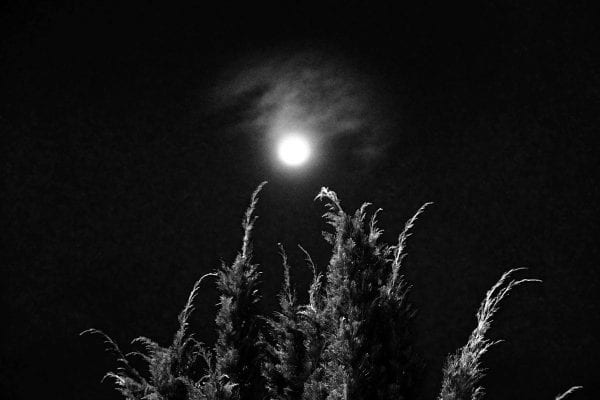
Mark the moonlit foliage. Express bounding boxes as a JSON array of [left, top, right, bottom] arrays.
[[438, 269, 541, 400], [84, 184, 581, 400]]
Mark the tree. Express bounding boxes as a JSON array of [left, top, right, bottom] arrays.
[[84, 183, 581, 400]]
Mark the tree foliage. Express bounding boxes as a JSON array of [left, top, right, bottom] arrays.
[[84, 183, 581, 400]]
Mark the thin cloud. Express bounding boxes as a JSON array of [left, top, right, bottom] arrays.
[[212, 50, 396, 161]]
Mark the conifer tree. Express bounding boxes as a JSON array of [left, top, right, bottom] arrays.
[[437, 269, 540, 400], [84, 183, 582, 400], [80, 273, 217, 400], [300, 188, 430, 400], [261, 245, 311, 400], [214, 182, 268, 400]]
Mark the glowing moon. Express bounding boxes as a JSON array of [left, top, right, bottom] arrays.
[[277, 135, 311, 167]]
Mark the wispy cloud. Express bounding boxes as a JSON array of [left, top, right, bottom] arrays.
[[212, 50, 396, 162]]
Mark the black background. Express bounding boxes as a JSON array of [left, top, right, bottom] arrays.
[[2, 1, 599, 399]]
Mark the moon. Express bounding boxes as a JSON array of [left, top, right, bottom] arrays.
[[277, 135, 311, 167]]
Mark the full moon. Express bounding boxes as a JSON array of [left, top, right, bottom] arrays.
[[277, 135, 311, 167]]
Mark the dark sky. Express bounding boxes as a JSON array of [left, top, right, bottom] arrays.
[[2, 2, 599, 399]]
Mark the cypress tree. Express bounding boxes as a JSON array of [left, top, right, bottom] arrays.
[[214, 182, 267, 400], [261, 244, 311, 400], [301, 188, 429, 400], [85, 183, 578, 400]]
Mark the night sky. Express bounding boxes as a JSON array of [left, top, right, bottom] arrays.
[[2, 2, 599, 399]]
